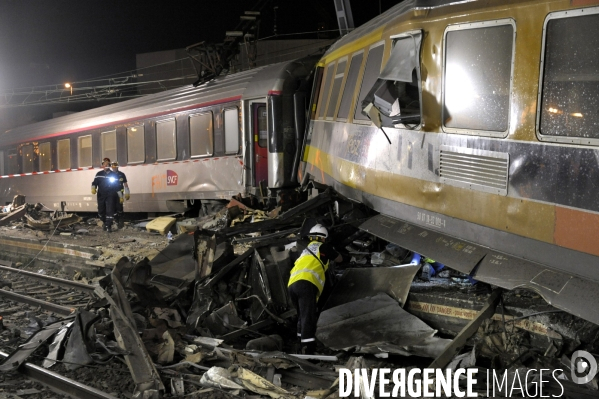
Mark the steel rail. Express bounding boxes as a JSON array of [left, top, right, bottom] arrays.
[[0, 351, 119, 399], [0, 289, 75, 316], [0, 265, 96, 294]]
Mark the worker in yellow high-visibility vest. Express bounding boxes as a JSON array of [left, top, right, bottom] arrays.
[[288, 224, 342, 354]]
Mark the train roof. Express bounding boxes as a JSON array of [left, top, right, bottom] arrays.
[[325, 0, 478, 56], [1, 57, 317, 145]]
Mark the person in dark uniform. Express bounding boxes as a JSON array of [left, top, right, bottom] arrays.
[[91, 158, 120, 232], [287, 224, 343, 354], [110, 161, 129, 229]]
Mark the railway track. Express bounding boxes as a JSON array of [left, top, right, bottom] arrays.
[[0, 262, 135, 398], [0, 263, 96, 316], [0, 350, 118, 399]]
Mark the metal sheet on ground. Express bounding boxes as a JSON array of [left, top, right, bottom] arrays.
[[359, 214, 486, 275], [475, 252, 599, 325], [149, 233, 195, 266], [0, 319, 73, 372], [323, 264, 420, 310], [316, 293, 449, 356]]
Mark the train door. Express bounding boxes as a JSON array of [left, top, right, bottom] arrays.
[[252, 102, 268, 186]]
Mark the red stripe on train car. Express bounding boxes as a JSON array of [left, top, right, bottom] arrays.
[[3, 95, 243, 146], [268, 90, 282, 95]]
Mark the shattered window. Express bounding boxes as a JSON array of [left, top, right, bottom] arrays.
[[57, 139, 71, 170], [78, 135, 92, 168], [326, 58, 347, 119], [156, 119, 176, 161], [21, 144, 34, 173], [354, 43, 384, 122], [317, 63, 335, 119], [540, 11, 599, 140], [101, 131, 117, 163], [127, 126, 145, 164], [443, 22, 514, 133], [224, 108, 240, 154], [7, 148, 18, 174], [360, 33, 422, 128], [39, 142, 51, 172], [190, 112, 213, 157], [337, 52, 364, 120]]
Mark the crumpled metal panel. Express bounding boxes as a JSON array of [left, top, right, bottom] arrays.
[[316, 293, 450, 357], [63, 310, 100, 371], [249, 249, 273, 323], [42, 322, 73, 369], [0, 318, 73, 372], [360, 214, 486, 275], [323, 264, 420, 311], [248, 246, 292, 323], [474, 252, 599, 326]]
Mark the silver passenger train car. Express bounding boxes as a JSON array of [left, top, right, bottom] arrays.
[[301, 0, 599, 324], [0, 57, 317, 213]]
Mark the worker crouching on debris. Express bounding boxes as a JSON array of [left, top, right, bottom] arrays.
[[111, 161, 129, 229], [288, 224, 342, 354], [91, 158, 120, 232]]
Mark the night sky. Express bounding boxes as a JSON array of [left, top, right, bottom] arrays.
[[0, 0, 399, 131], [0, 0, 399, 89]]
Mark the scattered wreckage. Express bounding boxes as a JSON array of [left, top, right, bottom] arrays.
[[0, 195, 81, 230], [0, 188, 598, 398]]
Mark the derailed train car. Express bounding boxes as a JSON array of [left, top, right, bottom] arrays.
[[0, 57, 317, 212], [301, 0, 599, 324]]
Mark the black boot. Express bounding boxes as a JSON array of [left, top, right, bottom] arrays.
[[300, 341, 316, 355]]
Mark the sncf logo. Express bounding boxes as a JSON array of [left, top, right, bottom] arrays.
[[167, 170, 178, 186]]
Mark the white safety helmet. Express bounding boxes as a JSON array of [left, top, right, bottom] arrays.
[[309, 224, 328, 239]]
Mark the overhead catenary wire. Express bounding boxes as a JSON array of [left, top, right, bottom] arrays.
[[0, 28, 340, 108]]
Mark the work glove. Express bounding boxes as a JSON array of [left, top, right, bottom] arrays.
[[124, 187, 130, 201], [119, 197, 124, 204], [91, 187, 96, 195]]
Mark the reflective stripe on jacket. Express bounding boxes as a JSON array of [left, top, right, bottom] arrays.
[[288, 241, 329, 300]]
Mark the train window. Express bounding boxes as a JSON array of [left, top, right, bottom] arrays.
[[127, 126, 145, 164], [0, 150, 4, 175], [337, 52, 364, 121], [317, 63, 335, 119], [360, 32, 422, 128], [101, 131, 117, 162], [7, 149, 18, 174], [156, 119, 176, 161], [354, 43, 384, 122], [443, 20, 515, 135], [57, 139, 71, 170], [39, 142, 51, 172], [190, 112, 214, 157], [224, 108, 240, 154], [257, 105, 267, 148], [21, 144, 34, 173], [78, 135, 92, 168], [539, 9, 599, 143], [326, 58, 347, 119]]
